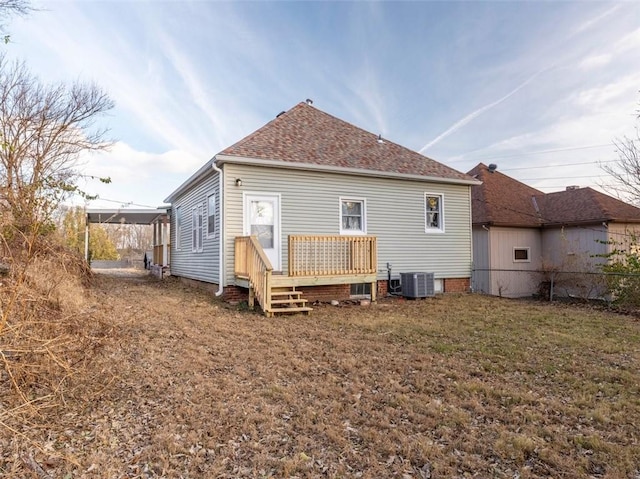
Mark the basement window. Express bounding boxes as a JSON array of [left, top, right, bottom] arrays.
[[513, 247, 530, 262], [350, 283, 371, 297]]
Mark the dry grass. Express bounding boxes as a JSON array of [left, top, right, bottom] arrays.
[[1, 241, 112, 417], [2, 273, 639, 478]]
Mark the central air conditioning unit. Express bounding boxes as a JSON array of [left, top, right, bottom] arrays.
[[400, 272, 435, 298]]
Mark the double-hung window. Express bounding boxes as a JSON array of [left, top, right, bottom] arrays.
[[340, 198, 366, 234], [207, 194, 216, 238], [425, 194, 444, 233], [192, 204, 204, 253]]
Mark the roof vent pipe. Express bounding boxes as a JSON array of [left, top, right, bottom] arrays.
[[305, 98, 313, 105], [377, 134, 384, 144]]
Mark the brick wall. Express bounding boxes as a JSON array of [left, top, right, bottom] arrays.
[[178, 277, 221, 295], [298, 284, 351, 302], [378, 280, 388, 297], [443, 277, 470, 293], [177, 277, 470, 304], [223, 285, 249, 302]]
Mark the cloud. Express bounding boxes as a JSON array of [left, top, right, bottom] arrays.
[[572, 73, 640, 110], [73, 142, 202, 209], [578, 54, 611, 71], [614, 27, 640, 54]]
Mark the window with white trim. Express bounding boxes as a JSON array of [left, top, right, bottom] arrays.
[[425, 194, 444, 233], [175, 206, 182, 250], [207, 194, 216, 238], [340, 198, 366, 234], [192, 204, 204, 253], [513, 247, 530, 262], [350, 283, 371, 297]]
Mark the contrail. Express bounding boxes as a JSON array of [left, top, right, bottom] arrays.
[[419, 66, 550, 154], [419, 4, 621, 155]]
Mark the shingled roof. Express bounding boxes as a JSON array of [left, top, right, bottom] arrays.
[[468, 163, 640, 227], [468, 163, 544, 227], [218, 101, 476, 183], [536, 187, 640, 225]]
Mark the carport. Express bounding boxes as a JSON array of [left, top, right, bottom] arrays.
[[85, 208, 170, 270]]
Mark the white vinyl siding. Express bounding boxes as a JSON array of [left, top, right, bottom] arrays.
[[223, 163, 474, 285], [169, 170, 221, 284]]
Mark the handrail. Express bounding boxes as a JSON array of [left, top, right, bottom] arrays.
[[235, 236, 273, 311], [288, 235, 377, 277]]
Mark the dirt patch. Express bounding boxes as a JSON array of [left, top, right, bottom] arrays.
[[2, 276, 639, 478], [92, 267, 150, 279]]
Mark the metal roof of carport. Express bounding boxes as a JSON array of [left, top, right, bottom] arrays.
[[86, 208, 169, 225]]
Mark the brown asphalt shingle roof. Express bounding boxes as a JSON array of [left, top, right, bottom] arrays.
[[468, 163, 544, 227], [220, 102, 475, 182], [536, 187, 640, 225], [468, 163, 640, 226]]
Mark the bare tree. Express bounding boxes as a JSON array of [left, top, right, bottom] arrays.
[[0, 55, 114, 234], [601, 132, 640, 205], [0, 0, 32, 43], [601, 99, 640, 205]]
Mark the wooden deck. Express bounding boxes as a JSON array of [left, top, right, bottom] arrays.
[[235, 235, 377, 316]]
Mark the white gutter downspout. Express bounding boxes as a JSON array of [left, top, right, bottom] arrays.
[[211, 157, 224, 297]]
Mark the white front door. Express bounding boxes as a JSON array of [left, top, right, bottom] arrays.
[[244, 193, 281, 271]]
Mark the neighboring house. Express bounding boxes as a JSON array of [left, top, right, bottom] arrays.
[[468, 163, 640, 298], [163, 100, 480, 315]]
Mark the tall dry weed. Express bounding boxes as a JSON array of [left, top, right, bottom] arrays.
[[1, 231, 112, 430]]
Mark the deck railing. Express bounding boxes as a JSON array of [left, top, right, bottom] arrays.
[[235, 236, 273, 310], [288, 235, 377, 277]]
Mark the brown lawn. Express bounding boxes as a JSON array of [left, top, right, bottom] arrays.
[[2, 272, 640, 478]]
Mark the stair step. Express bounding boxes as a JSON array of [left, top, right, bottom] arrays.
[[270, 290, 302, 298], [267, 306, 313, 315], [271, 298, 308, 305]]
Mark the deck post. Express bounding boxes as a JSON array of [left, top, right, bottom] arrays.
[[248, 286, 255, 309], [370, 281, 377, 302]]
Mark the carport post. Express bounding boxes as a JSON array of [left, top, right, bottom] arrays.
[[162, 216, 168, 267], [84, 213, 90, 261]]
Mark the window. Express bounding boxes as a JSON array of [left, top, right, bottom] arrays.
[[425, 194, 444, 232], [340, 198, 366, 234], [350, 283, 371, 297], [207, 194, 216, 238], [175, 206, 182, 250], [192, 204, 204, 253], [513, 247, 530, 262]]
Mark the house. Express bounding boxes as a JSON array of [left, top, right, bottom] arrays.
[[163, 101, 480, 315], [468, 163, 640, 298]]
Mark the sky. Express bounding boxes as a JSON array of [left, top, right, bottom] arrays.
[[3, 0, 640, 209]]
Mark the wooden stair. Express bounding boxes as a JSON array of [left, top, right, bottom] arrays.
[[264, 287, 313, 317]]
